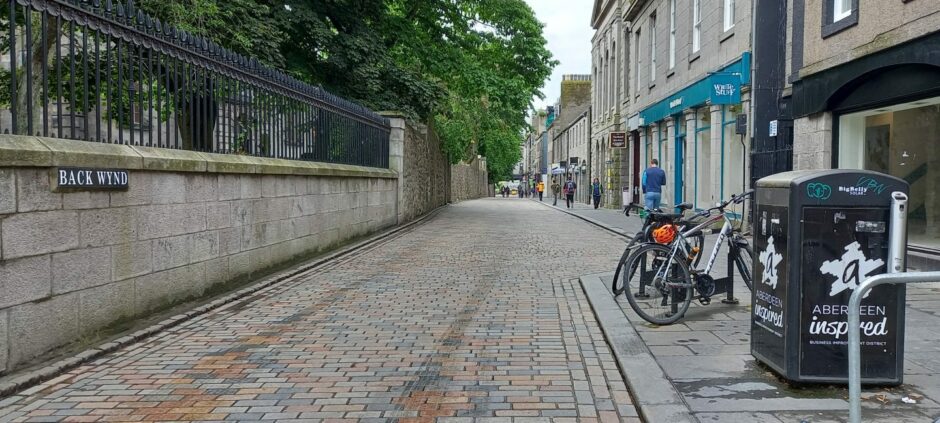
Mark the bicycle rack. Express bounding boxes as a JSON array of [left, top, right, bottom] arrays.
[[714, 246, 741, 305], [847, 192, 938, 423], [847, 271, 940, 423], [635, 245, 742, 313]]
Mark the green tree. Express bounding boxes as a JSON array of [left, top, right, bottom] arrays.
[[269, 0, 555, 180]]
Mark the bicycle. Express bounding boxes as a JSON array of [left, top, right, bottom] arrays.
[[621, 190, 754, 325], [611, 202, 705, 296]]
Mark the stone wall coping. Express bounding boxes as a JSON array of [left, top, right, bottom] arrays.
[[0, 135, 398, 179]]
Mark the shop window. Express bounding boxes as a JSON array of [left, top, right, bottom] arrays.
[[822, 0, 858, 38], [838, 96, 940, 250], [696, 108, 713, 208]]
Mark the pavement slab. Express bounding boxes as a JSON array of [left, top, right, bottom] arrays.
[[0, 198, 641, 422], [584, 271, 940, 423]]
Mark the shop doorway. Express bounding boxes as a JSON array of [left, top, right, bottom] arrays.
[[674, 118, 687, 206]]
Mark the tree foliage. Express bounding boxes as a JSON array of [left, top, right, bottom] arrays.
[[136, 0, 555, 180]]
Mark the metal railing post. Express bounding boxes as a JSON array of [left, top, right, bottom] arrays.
[[848, 271, 940, 423]]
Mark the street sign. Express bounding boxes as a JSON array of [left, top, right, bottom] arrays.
[[54, 168, 129, 191], [770, 120, 779, 137], [609, 132, 627, 148]]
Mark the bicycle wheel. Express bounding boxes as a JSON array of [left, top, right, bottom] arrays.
[[612, 233, 643, 295], [733, 240, 754, 291], [624, 243, 694, 325]]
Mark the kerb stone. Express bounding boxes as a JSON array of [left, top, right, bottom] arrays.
[[1, 210, 79, 260]]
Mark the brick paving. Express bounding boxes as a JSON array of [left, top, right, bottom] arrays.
[[0, 198, 639, 423]]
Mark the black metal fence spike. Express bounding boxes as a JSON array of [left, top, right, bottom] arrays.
[[4, 0, 390, 168]]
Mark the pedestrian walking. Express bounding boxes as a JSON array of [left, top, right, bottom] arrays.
[[590, 177, 603, 209], [537, 181, 545, 201], [642, 158, 666, 210], [564, 176, 577, 209], [551, 179, 561, 206]]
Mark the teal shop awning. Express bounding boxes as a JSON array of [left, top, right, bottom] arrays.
[[639, 52, 751, 126]]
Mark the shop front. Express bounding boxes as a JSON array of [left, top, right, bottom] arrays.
[[790, 31, 940, 258], [634, 53, 752, 211]]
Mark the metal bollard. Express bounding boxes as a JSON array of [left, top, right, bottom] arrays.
[[848, 271, 940, 423]]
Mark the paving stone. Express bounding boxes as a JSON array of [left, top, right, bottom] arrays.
[[0, 199, 639, 421]]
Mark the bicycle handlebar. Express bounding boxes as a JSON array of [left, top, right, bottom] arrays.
[[693, 190, 755, 218]]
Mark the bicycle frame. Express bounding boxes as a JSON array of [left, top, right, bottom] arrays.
[[653, 210, 735, 286]]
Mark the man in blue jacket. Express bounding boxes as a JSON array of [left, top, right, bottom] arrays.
[[642, 159, 666, 210]]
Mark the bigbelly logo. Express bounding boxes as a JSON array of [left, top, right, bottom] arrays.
[[807, 183, 832, 200]]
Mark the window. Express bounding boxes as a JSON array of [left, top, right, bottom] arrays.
[[822, 0, 858, 37], [634, 29, 641, 94], [650, 15, 657, 83], [723, 0, 735, 32], [669, 0, 676, 69], [838, 96, 940, 250], [611, 41, 616, 110], [692, 0, 701, 53], [833, 0, 852, 22]]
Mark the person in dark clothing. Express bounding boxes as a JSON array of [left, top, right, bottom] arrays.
[[642, 159, 666, 210], [551, 179, 561, 206], [564, 176, 577, 209], [590, 178, 603, 209]]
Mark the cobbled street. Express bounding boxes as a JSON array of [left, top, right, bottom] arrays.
[[0, 198, 639, 423]]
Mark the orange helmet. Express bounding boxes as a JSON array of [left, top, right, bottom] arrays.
[[651, 224, 677, 244]]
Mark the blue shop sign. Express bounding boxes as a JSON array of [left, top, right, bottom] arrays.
[[710, 73, 741, 105], [639, 52, 750, 125]]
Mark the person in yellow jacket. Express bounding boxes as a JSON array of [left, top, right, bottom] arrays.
[[537, 181, 545, 201]]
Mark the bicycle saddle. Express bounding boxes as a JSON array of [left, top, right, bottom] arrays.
[[675, 202, 693, 211]]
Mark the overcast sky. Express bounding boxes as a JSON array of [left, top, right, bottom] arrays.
[[525, 0, 593, 111]]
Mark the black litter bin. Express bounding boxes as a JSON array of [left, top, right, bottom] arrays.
[[751, 170, 909, 385]]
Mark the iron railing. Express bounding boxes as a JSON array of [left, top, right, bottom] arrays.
[[1, 0, 390, 168]]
